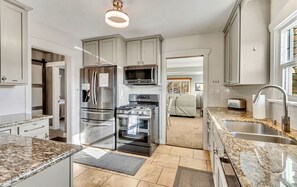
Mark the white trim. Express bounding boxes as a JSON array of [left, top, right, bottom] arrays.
[[161, 49, 211, 150], [26, 37, 77, 143]]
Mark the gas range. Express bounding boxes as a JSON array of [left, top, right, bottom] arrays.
[[116, 94, 159, 156]]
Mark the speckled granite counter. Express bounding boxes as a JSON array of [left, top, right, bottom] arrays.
[[0, 133, 82, 187], [0, 113, 53, 129], [207, 107, 297, 187]]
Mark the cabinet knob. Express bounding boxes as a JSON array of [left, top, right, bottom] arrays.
[[2, 76, 7, 81]]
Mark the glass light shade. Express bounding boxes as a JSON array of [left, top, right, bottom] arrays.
[[105, 9, 129, 28]]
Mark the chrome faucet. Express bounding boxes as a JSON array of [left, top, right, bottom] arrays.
[[253, 85, 290, 132]]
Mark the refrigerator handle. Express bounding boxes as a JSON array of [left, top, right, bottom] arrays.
[[94, 71, 98, 105], [91, 71, 95, 105]]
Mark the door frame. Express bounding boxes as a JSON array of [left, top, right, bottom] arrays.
[[161, 49, 211, 150], [26, 37, 76, 143]]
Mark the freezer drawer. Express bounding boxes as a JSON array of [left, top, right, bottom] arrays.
[[81, 108, 115, 121], [80, 119, 115, 149]]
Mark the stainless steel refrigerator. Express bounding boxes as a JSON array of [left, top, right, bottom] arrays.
[[80, 66, 117, 150]]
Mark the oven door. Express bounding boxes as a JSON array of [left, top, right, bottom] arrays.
[[117, 114, 151, 146]]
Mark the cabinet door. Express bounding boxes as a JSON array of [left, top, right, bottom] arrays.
[[127, 41, 141, 66], [0, 1, 26, 84], [83, 41, 99, 67], [224, 29, 231, 85], [230, 9, 240, 84], [100, 38, 116, 65], [141, 38, 157, 65]]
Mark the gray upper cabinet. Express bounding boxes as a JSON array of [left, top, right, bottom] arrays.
[[224, 0, 270, 86], [126, 37, 162, 66], [83, 41, 99, 66], [0, 0, 28, 85], [127, 40, 141, 66], [83, 36, 126, 67]]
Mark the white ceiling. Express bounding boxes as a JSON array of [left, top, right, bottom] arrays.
[[19, 0, 236, 39]]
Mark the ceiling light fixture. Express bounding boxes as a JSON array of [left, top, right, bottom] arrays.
[[105, 0, 129, 28]]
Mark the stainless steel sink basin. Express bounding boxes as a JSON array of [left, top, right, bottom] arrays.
[[223, 120, 279, 135], [231, 132, 297, 145]]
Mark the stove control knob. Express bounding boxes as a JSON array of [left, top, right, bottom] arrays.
[[143, 111, 147, 115], [131, 111, 135, 114], [138, 111, 143, 115]]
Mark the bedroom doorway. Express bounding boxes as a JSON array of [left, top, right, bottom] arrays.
[[166, 56, 204, 149]]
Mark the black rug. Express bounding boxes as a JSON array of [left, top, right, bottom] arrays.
[[173, 167, 214, 187], [73, 151, 146, 176]]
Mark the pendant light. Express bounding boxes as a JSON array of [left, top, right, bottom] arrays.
[[105, 0, 129, 28]]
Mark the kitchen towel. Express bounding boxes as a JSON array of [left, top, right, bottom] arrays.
[[252, 94, 266, 119]]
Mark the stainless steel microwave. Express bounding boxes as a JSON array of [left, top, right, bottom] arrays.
[[124, 65, 158, 85]]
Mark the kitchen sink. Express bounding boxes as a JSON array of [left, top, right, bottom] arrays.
[[223, 120, 297, 145], [223, 120, 279, 135], [230, 132, 297, 145]]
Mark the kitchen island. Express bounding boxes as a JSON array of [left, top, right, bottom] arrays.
[[207, 107, 297, 186], [0, 133, 82, 187]]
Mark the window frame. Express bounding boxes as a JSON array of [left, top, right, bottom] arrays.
[[279, 18, 297, 101]]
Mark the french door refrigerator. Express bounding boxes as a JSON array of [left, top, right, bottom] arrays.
[[80, 66, 117, 150]]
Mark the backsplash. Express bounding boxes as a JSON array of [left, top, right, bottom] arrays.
[[267, 102, 297, 130], [0, 86, 26, 115]]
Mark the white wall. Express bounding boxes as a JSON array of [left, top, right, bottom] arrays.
[[163, 33, 226, 107], [26, 19, 83, 144]]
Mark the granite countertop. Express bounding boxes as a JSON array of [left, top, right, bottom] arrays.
[[207, 107, 297, 187], [0, 114, 53, 129], [0, 133, 82, 187]]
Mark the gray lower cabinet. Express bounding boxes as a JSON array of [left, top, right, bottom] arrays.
[[14, 157, 73, 187], [0, 0, 28, 85]]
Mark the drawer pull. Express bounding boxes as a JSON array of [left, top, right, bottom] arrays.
[[24, 125, 45, 133]]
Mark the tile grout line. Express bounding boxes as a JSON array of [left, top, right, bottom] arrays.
[[99, 173, 114, 187], [73, 167, 89, 181], [156, 166, 165, 185]]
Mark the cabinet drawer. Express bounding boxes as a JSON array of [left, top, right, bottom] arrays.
[[0, 126, 17, 135], [19, 120, 48, 136]]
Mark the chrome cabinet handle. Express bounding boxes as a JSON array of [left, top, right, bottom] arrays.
[[24, 125, 45, 133]]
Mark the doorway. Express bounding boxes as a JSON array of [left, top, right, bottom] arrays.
[[31, 48, 67, 142], [166, 56, 204, 149]]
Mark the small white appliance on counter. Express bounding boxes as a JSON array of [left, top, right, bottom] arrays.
[[227, 98, 246, 110]]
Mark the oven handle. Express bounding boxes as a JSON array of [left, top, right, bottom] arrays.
[[151, 66, 154, 81], [82, 110, 111, 115], [117, 115, 151, 120], [82, 120, 112, 127]]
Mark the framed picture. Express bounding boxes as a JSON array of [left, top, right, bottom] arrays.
[[195, 83, 203, 91]]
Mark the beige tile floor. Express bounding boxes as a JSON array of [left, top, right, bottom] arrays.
[[73, 145, 211, 187]]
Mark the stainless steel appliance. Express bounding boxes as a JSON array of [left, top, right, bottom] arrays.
[[124, 65, 158, 85], [116, 94, 159, 156], [80, 66, 117, 150], [227, 98, 246, 110]]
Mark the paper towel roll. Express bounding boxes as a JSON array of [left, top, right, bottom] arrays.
[[252, 95, 266, 119]]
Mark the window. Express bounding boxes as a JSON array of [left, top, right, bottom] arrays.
[[281, 21, 297, 96]]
